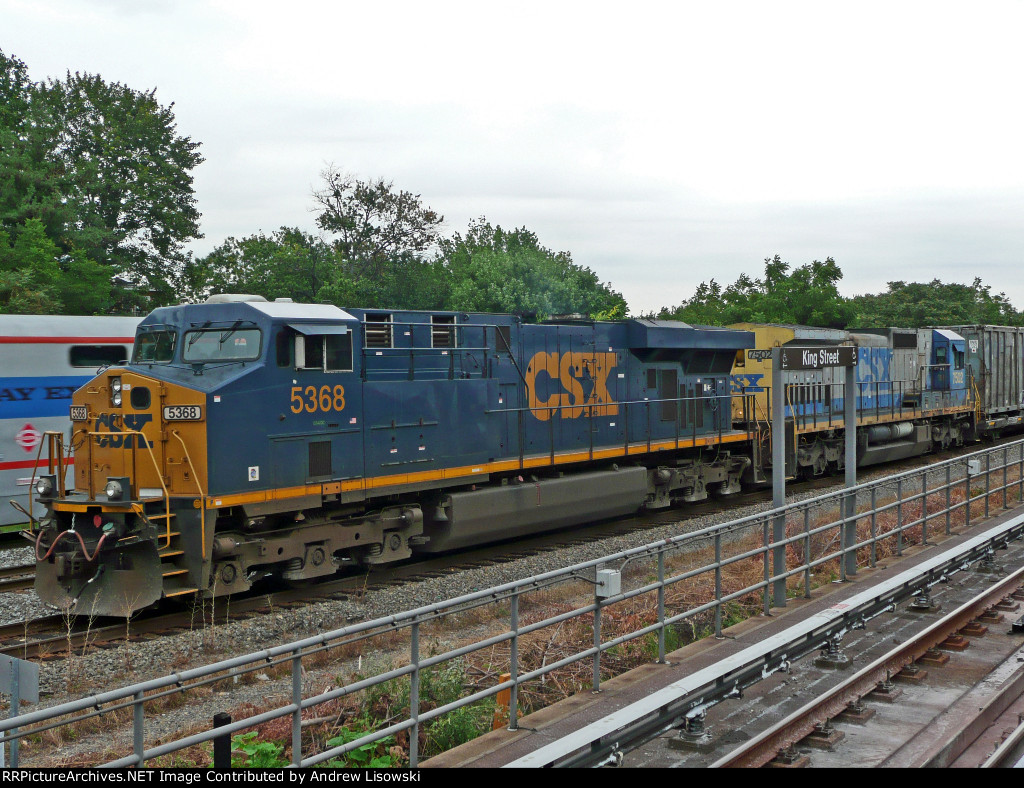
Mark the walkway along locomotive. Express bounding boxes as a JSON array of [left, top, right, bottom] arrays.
[[29, 297, 754, 616]]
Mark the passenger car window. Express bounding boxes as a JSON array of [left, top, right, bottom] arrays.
[[70, 345, 128, 367]]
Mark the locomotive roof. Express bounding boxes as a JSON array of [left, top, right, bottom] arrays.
[[247, 301, 355, 321], [627, 318, 753, 350], [729, 322, 850, 342], [142, 299, 356, 328]]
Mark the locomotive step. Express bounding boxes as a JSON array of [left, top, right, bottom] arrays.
[[162, 587, 199, 599], [159, 549, 185, 558], [161, 568, 189, 578]]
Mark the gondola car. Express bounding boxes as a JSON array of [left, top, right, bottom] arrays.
[[30, 296, 754, 616]]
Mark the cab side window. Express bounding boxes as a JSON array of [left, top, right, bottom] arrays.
[[325, 334, 353, 371], [297, 333, 352, 372]]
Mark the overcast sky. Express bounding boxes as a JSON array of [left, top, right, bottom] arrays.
[[4, 0, 1024, 314]]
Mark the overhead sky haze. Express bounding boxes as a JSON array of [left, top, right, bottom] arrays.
[[4, 0, 1024, 314]]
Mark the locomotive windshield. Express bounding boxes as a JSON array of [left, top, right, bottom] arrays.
[[133, 330, 177, 363], [183, 327, 263, 362]]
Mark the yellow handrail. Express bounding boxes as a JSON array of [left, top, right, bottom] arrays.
[[170, 430, 207, 559], [74, 428, 174, 550]]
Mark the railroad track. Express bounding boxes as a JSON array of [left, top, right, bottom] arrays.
[[562, 508, 1024, 768], [0, 563, 35, 594], [710, 566, 1024, 768], [1, 436, 1019, 663]]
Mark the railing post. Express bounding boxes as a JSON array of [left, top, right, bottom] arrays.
[[966, 462, 972, 527], [592, 592, 602, 692], [291, 648, 302, 766], [839, 498, 847, 583], [1004, 447, 1009, 509], [133, 690, 144, 768], [897, 478, 904, 555], [985, 453, 991, 519], [509, 595, 519, 730], [714, 536, 723, 636], [803, 508, 812, 596], [922, 473, 929, 545], [213, 712, 232, 769], [945, 464, 952, 535], [1019, 446, 1023, 503], [658, 550, 669, 658], [410, 621, 420, 765], [870, 486, 877, 567]]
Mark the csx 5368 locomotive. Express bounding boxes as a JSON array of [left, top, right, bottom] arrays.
[[30, 296, 754, 615]]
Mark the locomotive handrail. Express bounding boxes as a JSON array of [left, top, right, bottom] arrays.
[[170, 430, 207, 559], [73, 428, 174, 551]]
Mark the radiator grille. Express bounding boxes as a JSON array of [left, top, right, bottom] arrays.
[[308, 441, 332, 478]]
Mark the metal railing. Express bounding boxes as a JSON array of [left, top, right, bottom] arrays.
[[4, 439, 1024, 768]]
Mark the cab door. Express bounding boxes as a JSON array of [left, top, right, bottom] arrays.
[[931, 340, 950, 391]]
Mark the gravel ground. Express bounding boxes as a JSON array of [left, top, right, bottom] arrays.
[[5, 443, 1021, 766]]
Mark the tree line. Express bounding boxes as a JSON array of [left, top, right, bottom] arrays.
[[1, 48, 1019, 329], [657, 255, 1022, 328]]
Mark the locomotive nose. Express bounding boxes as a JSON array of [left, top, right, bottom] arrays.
[[35, 536, 162, 617]]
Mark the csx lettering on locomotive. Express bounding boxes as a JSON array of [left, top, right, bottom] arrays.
[[94, 413, 153, 448], [524, 351, 618, 420]]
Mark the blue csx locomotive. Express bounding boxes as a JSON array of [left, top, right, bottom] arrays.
[[31, 297, 755, 615]]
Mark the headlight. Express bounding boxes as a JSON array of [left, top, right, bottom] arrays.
[[104, 479, 123, 500], [112, 391, 123, 407], [35, 476, 55, 497], [111, 377, 122, 407], [111, 377, 122, 392]]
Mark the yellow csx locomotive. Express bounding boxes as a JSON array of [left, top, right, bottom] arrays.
[[30, 296, 753, 616]]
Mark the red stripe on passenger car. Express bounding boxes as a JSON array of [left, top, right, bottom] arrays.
[[0, 459, 76, 471]]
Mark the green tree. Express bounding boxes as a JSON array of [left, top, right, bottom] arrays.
[[0, 49, 204, 312], [438, 218, 627, 320], [0, 218, 111, 314], [184, 228, 334, 303], [313, 167, 444, 281], [0, 219, 61, 313], [850, 278, 1021, 327], [660, 255, 855, 327]]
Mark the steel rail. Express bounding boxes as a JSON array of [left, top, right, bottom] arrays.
[[505, 512, 1024, 768], [981, 708, 1024, 767], [710, 563, 1024, 768]]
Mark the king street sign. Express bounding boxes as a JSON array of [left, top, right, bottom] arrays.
[[780, 346, 857, 370]]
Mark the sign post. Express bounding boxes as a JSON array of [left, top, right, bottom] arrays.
[[771, 345, 858, 608]]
